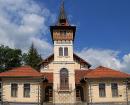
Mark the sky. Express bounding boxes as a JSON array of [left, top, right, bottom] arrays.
[[0, 0, 130, 73]]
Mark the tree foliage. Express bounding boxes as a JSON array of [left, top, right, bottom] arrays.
[[0, 44, 42, 72], [23, 43, 42, 70], [0, 45, 22, 72]]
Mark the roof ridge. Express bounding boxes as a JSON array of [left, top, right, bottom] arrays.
[[96, 66, 129, 74]]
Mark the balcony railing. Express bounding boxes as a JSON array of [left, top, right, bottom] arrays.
[[57, 84, 72, 92]]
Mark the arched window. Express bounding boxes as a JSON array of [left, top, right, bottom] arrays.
[[60, 68, 69, 90], [64, 47, 68, 56], [59, 47, 63, 56]]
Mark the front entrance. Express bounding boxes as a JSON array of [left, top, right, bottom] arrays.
[[45, 86, 53, 102], [76, 86, 84, 102]]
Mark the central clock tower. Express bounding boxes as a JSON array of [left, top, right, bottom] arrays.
[[50, 1, 76, 62]]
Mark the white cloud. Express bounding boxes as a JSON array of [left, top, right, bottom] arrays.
[[77, 48, 130, 73], [0, 0, 129, 73], [0, 0, 54, 57]]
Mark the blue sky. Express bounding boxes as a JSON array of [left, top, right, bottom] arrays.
[[0, 0, 130, 72], [41, 0, 130, 56]]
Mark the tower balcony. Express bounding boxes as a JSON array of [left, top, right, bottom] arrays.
[[57, 84, 72, 92]]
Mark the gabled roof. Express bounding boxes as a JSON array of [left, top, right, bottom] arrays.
[[75, 66, 130, 83], [0, 66, 53, 83], [0, 66, 42, 78], [86, 66, 130, 79], [73, 53, 91, 68], [39, 53, 91, 68]]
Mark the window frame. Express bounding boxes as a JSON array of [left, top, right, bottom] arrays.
[[99, 83, 106, 97], [59, 47, 63, 56], [23, 83, 30, 98], [11, 83, 18, 97], [127, 82, 130, 90], [111, 83, 118, 97], [64, 47, 68, 56], [60, 68, 69, 90]]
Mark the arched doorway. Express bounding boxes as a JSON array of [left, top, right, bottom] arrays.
[[45, 86, 53, 102], [76, 86, 84, 102], [60, 68, 69, 90]]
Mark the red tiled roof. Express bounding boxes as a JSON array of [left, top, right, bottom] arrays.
[[75, 69, 92, 84], [41, 73, 53, 83], [75, 66, 130, 84], [86, 66, 130, 79], [0, 66, 42, 78]]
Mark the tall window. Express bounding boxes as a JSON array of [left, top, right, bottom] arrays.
[[24, 84, 30, 97], [60, 68, 69, 90], [127, 83, 130, 90], [64, 47, 68, 56], [11, 83, 18, 97], [99, 83, 106, 97], [111, 83, 118, 97], [59, 47, 63, 56]]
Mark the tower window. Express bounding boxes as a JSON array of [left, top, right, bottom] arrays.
[[60, 30, 66, 35], [64, 47, 68, 56], [59, 47, 63, 56]]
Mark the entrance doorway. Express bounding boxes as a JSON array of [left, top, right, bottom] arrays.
[[45, 86, 53, 102], [76, 86, 84, 102]]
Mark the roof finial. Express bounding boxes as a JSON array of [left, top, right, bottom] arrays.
[[59, 0, 66, 20], [57, 0, 69, 26]]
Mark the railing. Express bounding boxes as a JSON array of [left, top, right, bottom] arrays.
[[57, 84, 72, 92]]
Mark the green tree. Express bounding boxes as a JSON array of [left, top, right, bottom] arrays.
[[24, 43, 42, 70], [0, 45, 22, 72]]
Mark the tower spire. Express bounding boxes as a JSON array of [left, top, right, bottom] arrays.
[[57, 0, 69, 26]]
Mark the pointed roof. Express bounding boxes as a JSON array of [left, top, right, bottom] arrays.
[[57, 1, 69, 26], [59, 1, 66, 20], [0, 66, 42, 78]]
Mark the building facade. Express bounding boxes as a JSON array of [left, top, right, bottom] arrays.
[[0, 2, 130, 105]]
